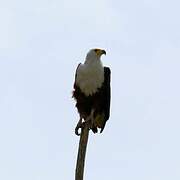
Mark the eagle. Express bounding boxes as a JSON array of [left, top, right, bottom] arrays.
[[72, 48, 111, 136]]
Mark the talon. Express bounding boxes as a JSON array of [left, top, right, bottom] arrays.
[[75, 123, 82, 136], [75, 117, 83, 136], [86, 117, 94, 130]]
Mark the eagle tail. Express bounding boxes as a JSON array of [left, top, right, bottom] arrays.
[[91, 126, 98, 133], [100, 122, 106, 133]]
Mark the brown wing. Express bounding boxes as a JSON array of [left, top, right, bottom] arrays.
[[99, 67, 111, 132]]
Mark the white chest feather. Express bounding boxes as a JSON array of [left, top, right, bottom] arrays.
[[76, 63, 104, 96]]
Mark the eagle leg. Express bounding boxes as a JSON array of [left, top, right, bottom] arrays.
[[85, 109, 94, 123], [85, 109, 97, 133], [89, 109, 95, 128], [75, 117, 83, 136]]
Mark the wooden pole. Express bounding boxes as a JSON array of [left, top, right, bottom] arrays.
[[75, 122, 90, 180]]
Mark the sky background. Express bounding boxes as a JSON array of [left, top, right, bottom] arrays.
[[0, 0, 180, 179]]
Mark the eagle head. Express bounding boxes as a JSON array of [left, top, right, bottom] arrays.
[[85, 48, 106, 64]]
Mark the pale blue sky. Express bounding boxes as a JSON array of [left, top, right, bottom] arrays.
[[0, 0, 180, 179]]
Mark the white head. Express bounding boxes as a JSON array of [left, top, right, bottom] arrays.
[[76, 48, 106, 95], [85, 48, 106, 65]]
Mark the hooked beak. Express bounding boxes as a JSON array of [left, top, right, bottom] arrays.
[[101, 49, 106, 55], [95, 49, 106, 56]]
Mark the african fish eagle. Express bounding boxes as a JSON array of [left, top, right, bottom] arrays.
[[73, 48, 111, 136]]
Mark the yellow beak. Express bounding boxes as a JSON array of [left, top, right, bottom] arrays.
[[96, 49, 106, 56]]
